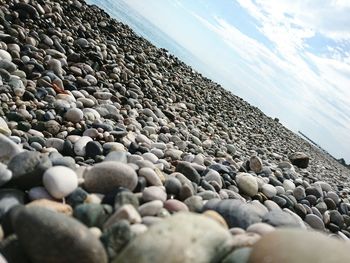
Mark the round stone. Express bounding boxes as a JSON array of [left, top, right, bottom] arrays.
[[0, 189, 24, 220], [74, 136, 93, 156], [113, 213, 232, 263], [12, 206, 107, 263], [84, 162, 138, 193], [283, 180, 295, 191], [249, 229, 350, 263], [293, 186, 306, 201], [138, 200, 164, 217], [0, 134, 22, 164], [142, 186, 167, 202], [203, 169, 222, 188], [85, 141, 103, 159], [236, 173, 258, 197], [65, 108, 84, 123], [164, 199, 189, 213], [249, 156, 263, 173], [0, 117, 11, 136], [0, 163, 12, 186], [8, 151, 52, 189], [261, 184, 277, 199], [43, 166, 78, 199], [304, 214, 325, 230], [138, 167, 162, 186], [0, 50, 12, 61], [247, 223, 275, 236]]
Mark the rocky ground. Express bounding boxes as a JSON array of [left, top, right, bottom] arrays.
[[0, 0, 349, 262]]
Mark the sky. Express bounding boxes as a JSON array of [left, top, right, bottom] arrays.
[[90, 0, 350, 162]]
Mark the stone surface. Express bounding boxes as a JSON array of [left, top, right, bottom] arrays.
[[12, 207, 108, 263], [43, 166, 78, 199], [248, 229, 350, 263], [142, 186, 167, 202], [0, 134, 22, 164], [84, 162, 138, 193], [8, 151, 51, 189], [113, 212, 232, 263], [249, 156, 263, 174], [236, 173, 258, 197], [289, 152, 310, 168], [304, 214, 325, 230]]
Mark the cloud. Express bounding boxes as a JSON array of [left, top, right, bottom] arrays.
[[187, 0, 350, 159]]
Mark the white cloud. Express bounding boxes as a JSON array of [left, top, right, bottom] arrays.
[[188, 1, 350, 159]]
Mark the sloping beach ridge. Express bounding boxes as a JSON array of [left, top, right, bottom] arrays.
[[0, 0, 350, 262]]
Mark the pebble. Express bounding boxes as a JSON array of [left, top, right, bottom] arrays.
[[0, 189, 24, 220], [0, 163, 12, 186], [142, 186, 167, 202], [138, 167, 162, 186], [84, 162, 138, 193], [261, 184, 277, 198], [0, 117, 11, 136], [138, 200, 163, 216], [114, 213, 233, 263], [104, 204, 142, 229], [289, 152, 310, 168], [249, 156, 263, 173], [73, 203, 111, 229], [26, 199, 73, 215], [8, 151, 52, 189], [74, 136, 93, 156], [164, 199, 189, 213], [249, 229, 350, 262], [246, 223, 275, 236], [12, 206, 108, 263], [0, 134, 22, 164], [65, 108, 84, 123], [304, 214, 325, 230], [236, 173, 258, 197], [43, 166, 78, 199]]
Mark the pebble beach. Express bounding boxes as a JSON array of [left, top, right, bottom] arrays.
[[0, 0, 350, 262]]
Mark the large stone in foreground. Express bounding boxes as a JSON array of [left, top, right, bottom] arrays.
[[248, 229, 350, 263], [83, 161, 138, 193], [113, 212, 233, 263], [12, 206, 107, 263]]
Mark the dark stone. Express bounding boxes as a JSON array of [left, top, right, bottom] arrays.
[[324, 198, 337, 210], [329, 210, 345, 228], [268, 176, 283, 187], [164, 177, 181, 197], [100, 220, 135, 260], [7, 151, 52, 189], [294, 203, 307, 219], [328, 223, 340, 233], [62, 140, 75, 156], [114, 190, 139, 211], [203, 199, 262, 229], [305, 214, 325, 230], [262, 210, 301, 228], [134, 177, 147, 193], [73, 203, 112, 228], [305, 187, 322, 198], [200, 180, 216, 192], [304, 195, 317, 206], [289, 152, 309, 168], [66, 187, 89, 208], [272, 195, 287, 208], [0, 234, 29, 263], [175, 162, 200, 184], [85, 141, 103, 159], [12, 206, 108, 263]]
